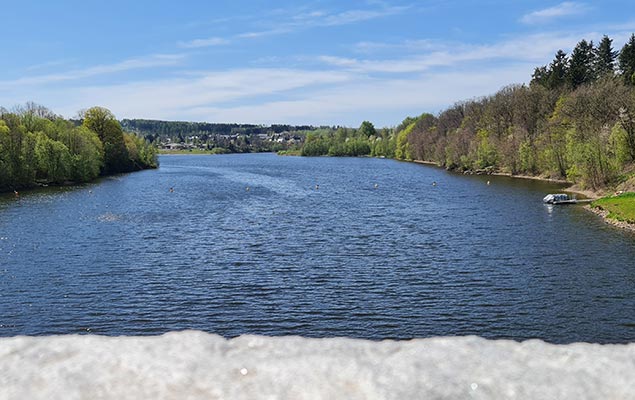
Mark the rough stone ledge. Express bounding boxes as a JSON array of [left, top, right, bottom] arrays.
[[1, 331, 634, 400]]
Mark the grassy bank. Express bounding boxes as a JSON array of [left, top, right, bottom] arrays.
[[591, 192, 635, 224], [276, 149, 302, 156]]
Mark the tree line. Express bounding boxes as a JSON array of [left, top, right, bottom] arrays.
[[300, 33, 635, 190], [121, 119, 319, 143], [120, 119, 337, 154], [300, 121, 396, 157], [0, 104, 157, 193], [531, 34, 635, 89]]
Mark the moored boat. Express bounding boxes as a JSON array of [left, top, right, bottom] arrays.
[[543, 193, 576, 204]]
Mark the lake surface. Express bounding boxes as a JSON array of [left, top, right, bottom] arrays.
[[1, 154, 634, 343]]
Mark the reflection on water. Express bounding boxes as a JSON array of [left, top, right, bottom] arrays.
[[1, 154, 634, 343]]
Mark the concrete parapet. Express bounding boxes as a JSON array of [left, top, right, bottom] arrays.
[[1, 331, 634, 399]]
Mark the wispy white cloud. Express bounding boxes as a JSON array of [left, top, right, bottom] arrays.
[[35, 68, 353, 121], [5, 21, 635, 128], [520, 2, 589, 25], [318, 55, 430, 73], [235, 5, 409, 40], [181, 4, 410, 45], [601, 20, 635, 32], [236, 28, 292, 39], [354, 39, 440, 54], [321, 6, 408, 26], [178, 37, 229, 48], [102, 64, 530, 126], [261, 67, 523, 124], [319, 32, 593, 74], [0, 54, 185, 87], [0, 63, 533, 126], [291, 10, 327, 21], [25, 58, 75, 72]]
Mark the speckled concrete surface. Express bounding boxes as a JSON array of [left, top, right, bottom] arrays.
[[1, 331, 634, 399]]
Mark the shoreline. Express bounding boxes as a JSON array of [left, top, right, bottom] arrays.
[[409, 158, 635, 232], [0, 166, 157, 196], [479, 171, 634, 232], [585, 205, 635, 233], [489, 172, 570, 184], [411, 159, 602, 198], [158, 151, 281, 156]]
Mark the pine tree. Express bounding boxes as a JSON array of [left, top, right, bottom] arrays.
[[548, 50, 569, 89], [595, 35, 618, 76], [567, 39, 596, 88], [618, 34, 635, 85], [530, 66, 549, 87]]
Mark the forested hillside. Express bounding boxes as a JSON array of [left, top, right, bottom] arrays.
[[0, 104, 157, 192], [300, 34, 635, 191], [394, 34, 635, 190], [121, 119, 315, 140]]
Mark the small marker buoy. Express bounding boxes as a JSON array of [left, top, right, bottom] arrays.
[[246, 187, 250, 192], [486, 181, 490, 185]]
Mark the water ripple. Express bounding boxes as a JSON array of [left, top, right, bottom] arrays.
[[1, 154, 634, 343]]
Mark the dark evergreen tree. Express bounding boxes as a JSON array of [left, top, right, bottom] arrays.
[[619, 34, 635, 85], [531, 66, 549, 87], [548, 50, 569, 89], [568, 40, 596, 88], [595, 35, 618, 76]]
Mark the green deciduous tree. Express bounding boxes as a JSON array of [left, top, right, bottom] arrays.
[[82, 106, 130, 174], [1, 103, 156, 192], [69, 126, 104, 182], [395, 122, 413, 160], [357, 121, 377, 138], [34, 133, 71, 183]]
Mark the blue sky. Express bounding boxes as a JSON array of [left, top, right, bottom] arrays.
[[1, 1, 634, 127]]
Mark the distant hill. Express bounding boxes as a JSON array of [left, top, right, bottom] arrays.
[[120, 119, 329, 153], [121, 119, 319, 139]]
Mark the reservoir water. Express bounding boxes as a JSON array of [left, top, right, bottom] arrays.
[[1, 154, 634, 343]]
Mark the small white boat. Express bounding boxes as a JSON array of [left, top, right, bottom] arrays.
[[543, 193, 576, 204]]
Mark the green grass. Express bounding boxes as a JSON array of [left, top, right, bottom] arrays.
[[276, 149, 302, 156], [592, 192, 635, 223]]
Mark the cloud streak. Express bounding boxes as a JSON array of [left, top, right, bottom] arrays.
[[33, 68, 353, 122], [4, 11, 634, 128], [520, 2, 589, 24], [318, 32, 596, 74], [0, 54, 185, 87], [234, 5, 409, 40], [178, 37, 229, 48], [320, 6, 408, 26], [87, 64, 529, 126]]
